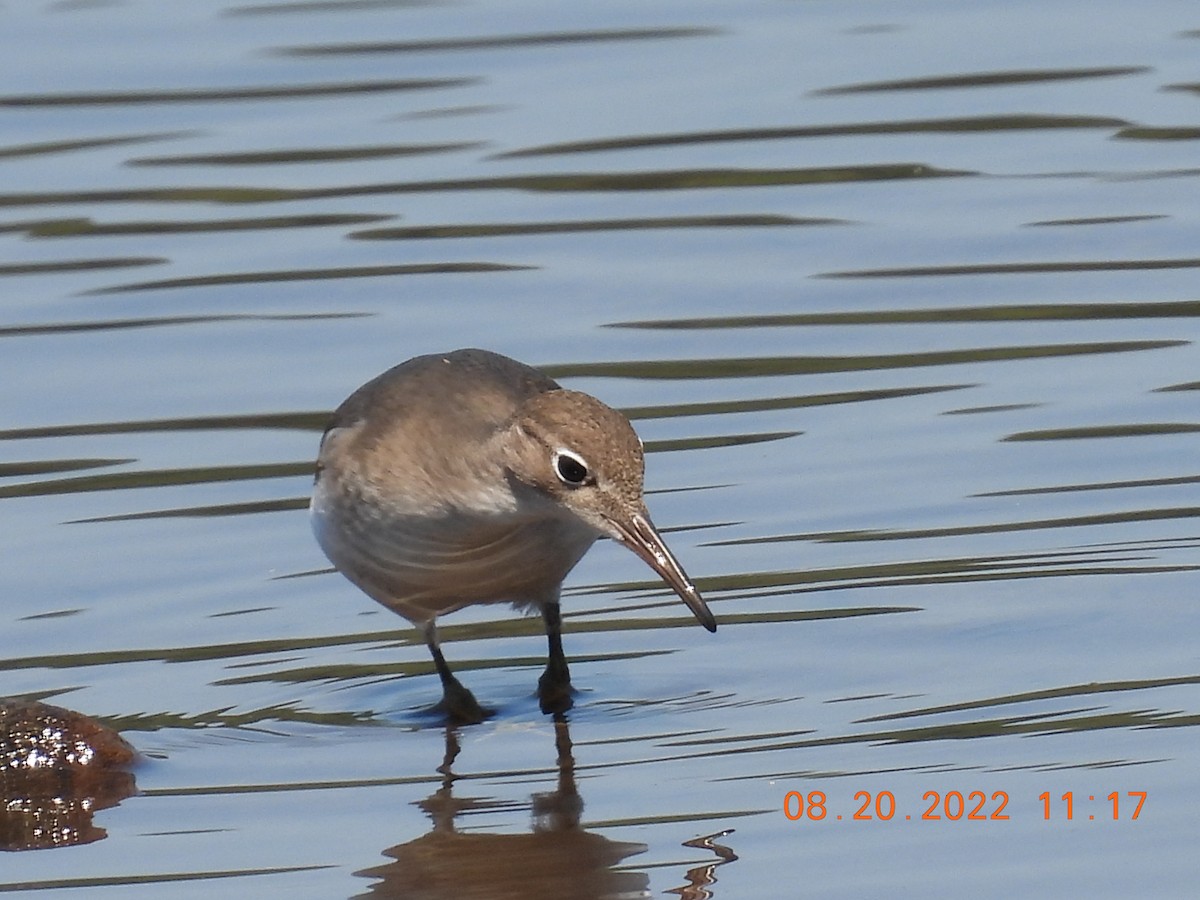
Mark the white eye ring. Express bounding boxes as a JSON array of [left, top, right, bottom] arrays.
[[553, 449, 590, 486]]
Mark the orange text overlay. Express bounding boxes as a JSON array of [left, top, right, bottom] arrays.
[[782, 790, 1146, 822]]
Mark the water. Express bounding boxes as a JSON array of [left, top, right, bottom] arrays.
[[2, 0, 1198, 896]]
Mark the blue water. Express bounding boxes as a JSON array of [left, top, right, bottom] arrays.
[[2, 0, 1198, 896]]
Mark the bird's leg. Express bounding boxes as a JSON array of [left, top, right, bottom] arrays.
[[421, 620, 492, 724], [538, 600, 574, 714]]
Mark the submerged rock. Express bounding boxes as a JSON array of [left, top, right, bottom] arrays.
[[1, 698, 138, 851]]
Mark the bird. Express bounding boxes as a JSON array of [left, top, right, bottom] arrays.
[[310, 348, 716, 723]]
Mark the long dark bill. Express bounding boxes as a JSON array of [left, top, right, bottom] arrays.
[[613, 512, 717, 633]]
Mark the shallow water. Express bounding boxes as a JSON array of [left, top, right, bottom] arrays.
[[2, 0, 1198, 896]]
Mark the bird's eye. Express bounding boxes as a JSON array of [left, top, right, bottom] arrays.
[[553, 450, 590, 486]]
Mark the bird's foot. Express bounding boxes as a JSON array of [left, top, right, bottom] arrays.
[[432, 679, 493, 725], [537, 670, 575, 715]]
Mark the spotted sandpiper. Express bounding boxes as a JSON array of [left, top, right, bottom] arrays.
[[311, 349, 716, 723]]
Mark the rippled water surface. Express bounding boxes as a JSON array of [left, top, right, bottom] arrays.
[[3, 0, 1199, 896]]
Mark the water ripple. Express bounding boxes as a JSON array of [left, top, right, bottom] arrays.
[[275, 26, 721, 56], [608, 300, 1200, 330], [88, 261, 533, 294], [350, 214, 842, 240], [811, 65, 1152, 95], [544, 342, 1186, 380], [0, 78, 476, 107], [496, 114, 1131, 159]]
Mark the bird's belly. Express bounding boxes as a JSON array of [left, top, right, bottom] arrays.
[[311, 481, 598, 622]]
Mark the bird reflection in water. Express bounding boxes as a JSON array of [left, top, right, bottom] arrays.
[[355, 717, 649, 899], [669, 829, 740, 900], [0, 698, 138, 851]]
